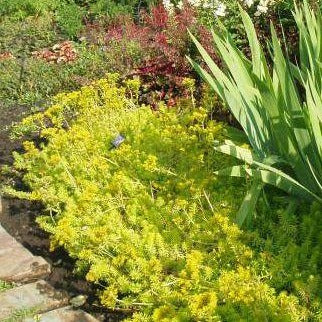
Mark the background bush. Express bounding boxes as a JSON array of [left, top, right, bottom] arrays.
[[55, 2, 85, 38], [0, 45, 129, 107], [0, 15, 59, 56], [0, 0, 57, 19], [2, 0, 319, 112], [0, 0, 159, 37]]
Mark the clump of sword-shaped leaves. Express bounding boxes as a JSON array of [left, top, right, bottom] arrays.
[[188, 0, 322, 226]]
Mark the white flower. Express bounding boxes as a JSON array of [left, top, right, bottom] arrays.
[[163, 0, 175, 13], [177, 0, 184, 9], [187, 0, 202, 7], [214, 2, 226, 16], [203, 1, 213, 9], [244, 0, 254, 7], [163, 0, 170, 7], [255, 4, 268, 16]]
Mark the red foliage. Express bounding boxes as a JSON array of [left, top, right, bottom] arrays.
[[143, 5, 170, 30], [103, 5, 218, 106]]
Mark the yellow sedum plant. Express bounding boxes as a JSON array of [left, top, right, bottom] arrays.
[[10, 75, 312, 320]]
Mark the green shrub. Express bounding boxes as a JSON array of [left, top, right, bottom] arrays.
[[0, 15, 59, 57], [189, 1, 322, 226], [0, 0, 159, 38], [8, 75, 321, 320], [0, 3, 146, 109], [88, 0, 158, 18], [55, 2, 85, 38], [0, 42, 139, 108], [0, 0, 58, 20]]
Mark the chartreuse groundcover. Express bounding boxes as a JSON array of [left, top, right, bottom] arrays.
[[8, 75, 322, 321]]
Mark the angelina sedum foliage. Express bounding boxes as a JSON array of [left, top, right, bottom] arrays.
[[8, 75, 322, 320]]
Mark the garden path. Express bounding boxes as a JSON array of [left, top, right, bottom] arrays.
[[0, 203, 99, 321]]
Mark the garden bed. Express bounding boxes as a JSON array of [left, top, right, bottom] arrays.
[[0, 1, 321, 321]]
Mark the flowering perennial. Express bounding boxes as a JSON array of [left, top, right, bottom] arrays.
[[163, 0, 277, 17]]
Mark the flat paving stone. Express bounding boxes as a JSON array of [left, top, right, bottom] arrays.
[[0, 280, 68, 320], [23, 306, 99, 322], [0, 224, 51, 283]]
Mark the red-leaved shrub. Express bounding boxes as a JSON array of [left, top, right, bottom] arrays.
[[102, 5, 218, 106]]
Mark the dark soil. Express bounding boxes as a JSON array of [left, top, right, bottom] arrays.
[[0, 104, 129, 321]]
